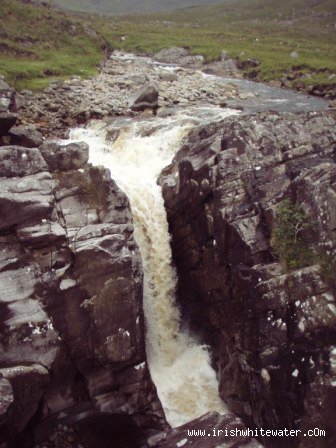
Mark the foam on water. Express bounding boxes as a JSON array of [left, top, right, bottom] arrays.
[[70, 107, 238, 426]]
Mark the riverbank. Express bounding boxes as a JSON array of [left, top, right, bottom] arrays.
[[9, 50, 331, 141]]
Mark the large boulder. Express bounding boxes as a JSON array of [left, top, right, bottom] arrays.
[[128, 84, 159, 111], [39, 141, 89, 172], [153, 47, 204, 67], [153, 47, 190, 64], [9, 124, 43, 148], [160, 111, 336, 448]]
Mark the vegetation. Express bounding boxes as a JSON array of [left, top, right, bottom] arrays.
[[0, 0, 335, 92], [271, 199, 315, 272], [95, 0, 335, 90], [0, 0, 104, 90]]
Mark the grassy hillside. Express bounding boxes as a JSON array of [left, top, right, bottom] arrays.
[[51, 0, 224, 16], [0, 0, 105, 90], [0, 0, 335, 95], [95, 0, 336, 92]]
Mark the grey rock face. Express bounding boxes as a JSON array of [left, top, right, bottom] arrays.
[[160, 111, 336, 448], [0, 139, 165, 445], [128, 84, 159, 111]]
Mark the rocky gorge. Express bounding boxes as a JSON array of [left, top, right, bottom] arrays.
[[0, 50, 336, 448]]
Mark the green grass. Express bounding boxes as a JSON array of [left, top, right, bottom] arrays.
[[0, 0, 104, 90]]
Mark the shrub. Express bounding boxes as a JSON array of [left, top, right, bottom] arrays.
[[271, 198, 315, 272]]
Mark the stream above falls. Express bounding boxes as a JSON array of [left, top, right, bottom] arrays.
[[110, 51, 329, 114]]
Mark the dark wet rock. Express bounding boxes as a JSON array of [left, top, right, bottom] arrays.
[[9, 125, 43, 148], [128, 84, 159, 111], [0, 141, 165, 446], [0, 365, 49, 442], [238, 58, 260, 70], [160, 111, 336, 448], [147, 412, 263, 447]]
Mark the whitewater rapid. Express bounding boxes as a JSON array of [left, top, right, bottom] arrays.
[[70, 107, 238, 426]]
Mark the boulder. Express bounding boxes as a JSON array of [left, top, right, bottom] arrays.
[[128, 84, 159, 111], [39, 141, 89, 172], [153, 47, 204, 67], [203, 59, 238, 77], [153, 47, 190, 64], [9, 125, 43, 148], [0, 145, 48, 177]]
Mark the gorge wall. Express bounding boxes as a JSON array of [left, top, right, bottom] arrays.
[[160, 111, 336, 448], [0, 80, 165, 448]]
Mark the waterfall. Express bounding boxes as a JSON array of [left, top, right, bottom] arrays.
[[70, 107, 238, 426]]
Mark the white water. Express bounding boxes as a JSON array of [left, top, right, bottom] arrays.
[[70, 107, 238, 426]]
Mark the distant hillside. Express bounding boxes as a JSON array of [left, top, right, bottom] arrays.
[[0, 0, 105, 89], [0, 0, 335, 95], [51, 0, 224, 15]]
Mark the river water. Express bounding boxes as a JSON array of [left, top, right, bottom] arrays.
[[68, 53, 328, 428]]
